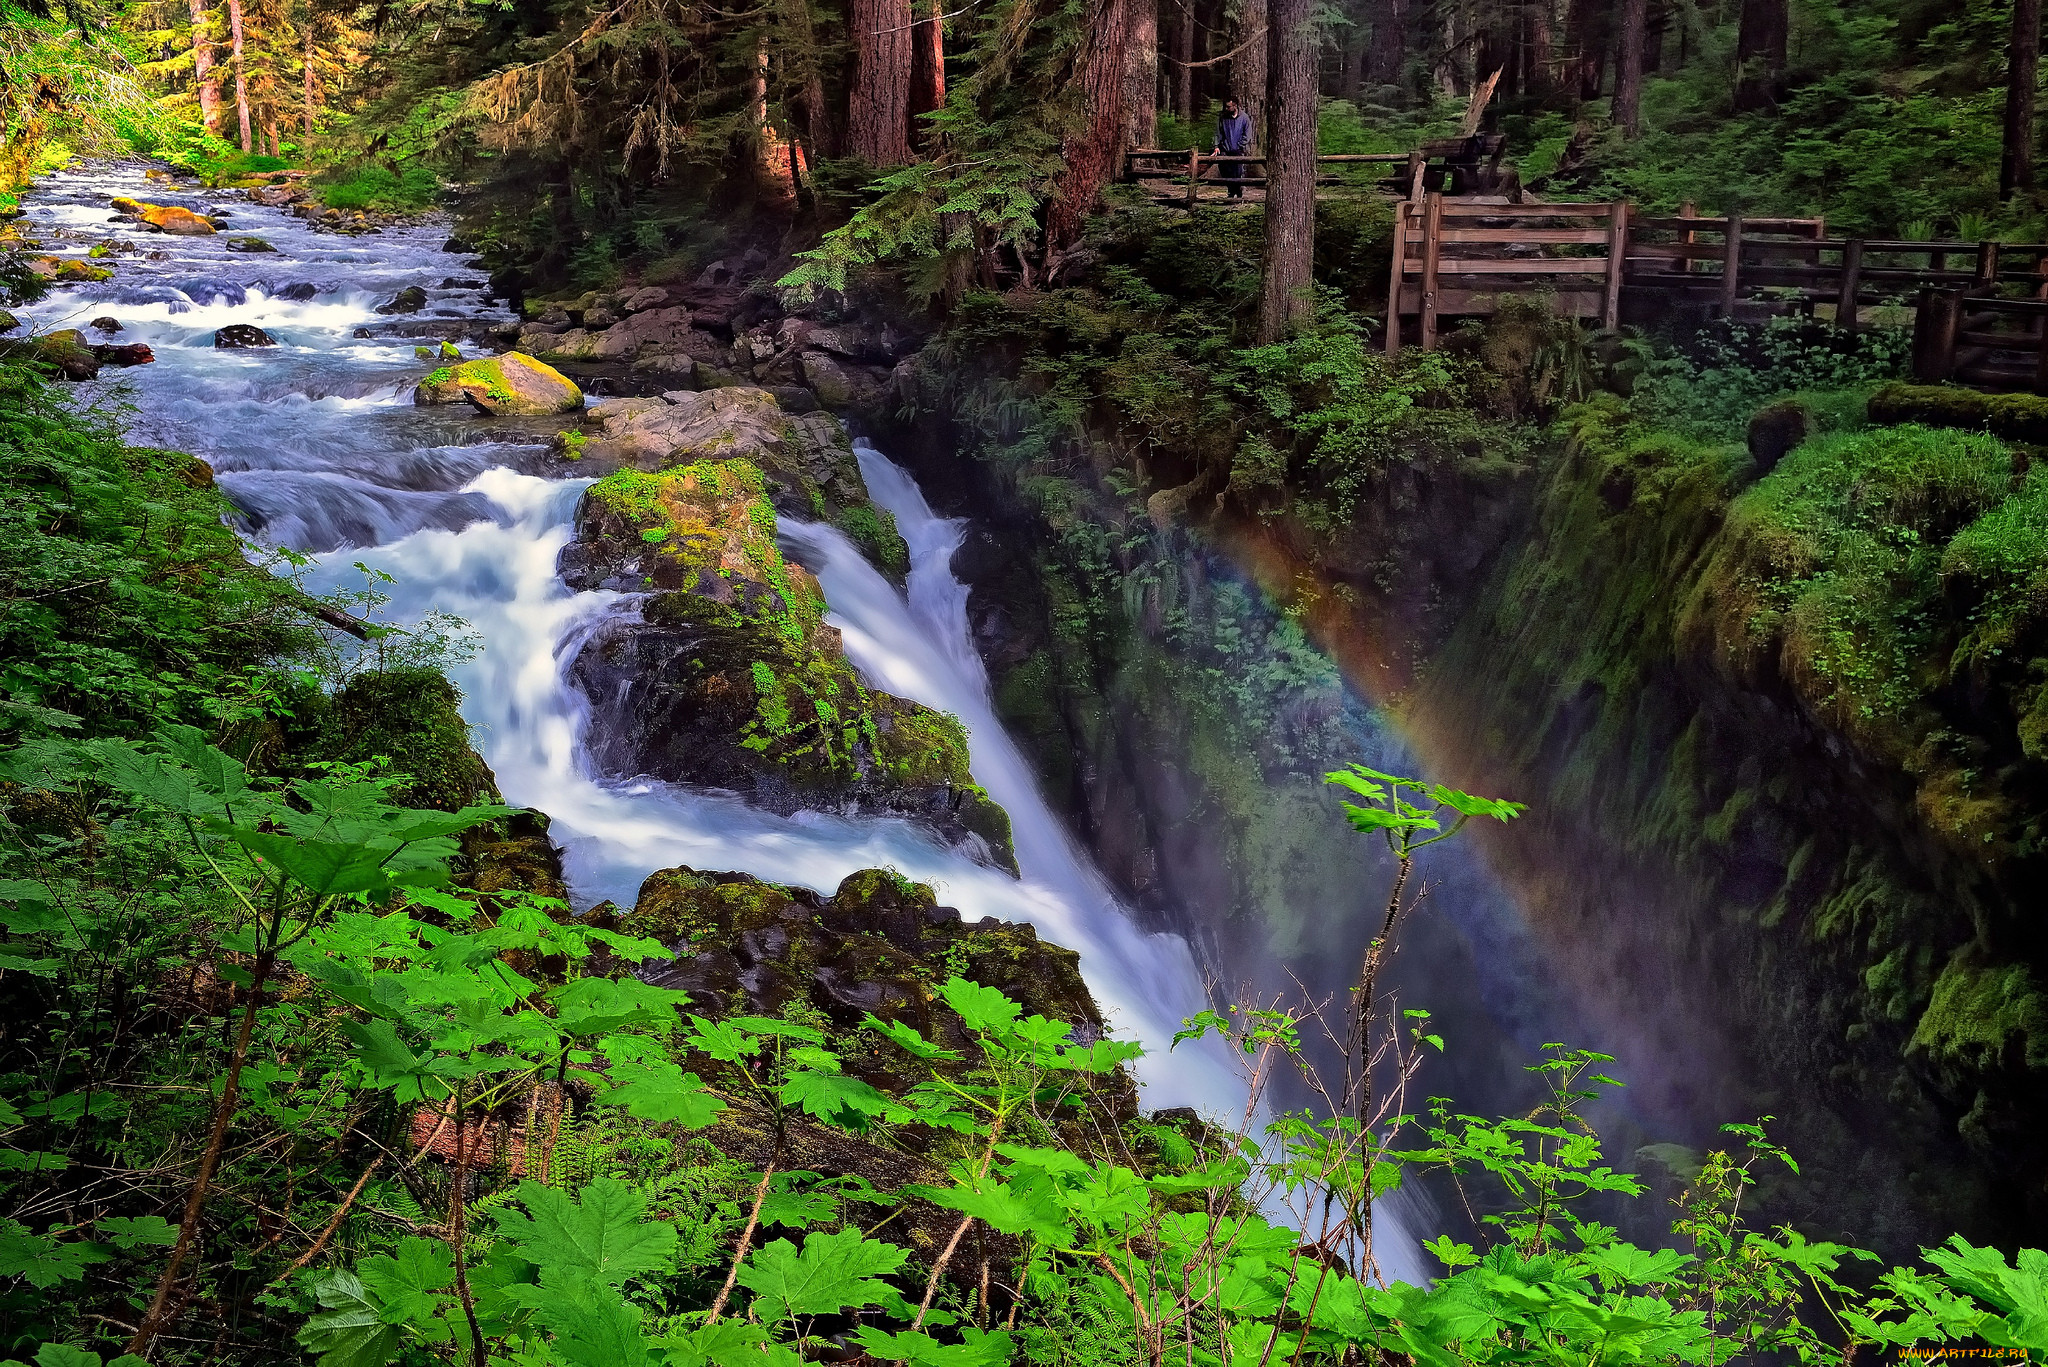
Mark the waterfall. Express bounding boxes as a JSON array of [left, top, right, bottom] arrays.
[[13, 161, 1425, 1281]]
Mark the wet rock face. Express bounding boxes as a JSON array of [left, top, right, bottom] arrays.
[[214, 323, 277, 348], [558, 455, 1013, 869], [109, 197, 217, 235], [619, 866, 1105, 1044]]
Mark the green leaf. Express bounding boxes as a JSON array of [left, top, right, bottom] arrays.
[[492, 1177, 678, 1287], [660, 1322, 802, 1367], [940, 977, 1022, 1033], [864, 1013, 958, 1060], [357, 1237, 454, 1325], [851, 1327, 1016, 1366], [95, 1216, 178, 1251], [919, 1177, 1068, 1242], [0, 1222, 103, 1286], [31, 1345, 102, 1367], [298, 1271, 403, 1367], [1426, 784, 1525, 822], [512, 1274, 649, 1367], [734, 1226, 910, 1321], [596, 1063, 725, 1128], [779, 1068, 892, 1128], [228, 830, 398, 897]]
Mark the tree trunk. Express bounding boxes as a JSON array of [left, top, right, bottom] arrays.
[[188, 0, 221, 133], [1527, 0, 1554, 98], [1122, 0, 1159, 150], [1732, 0, 1787, 112], [909, 2, 945, 147], [2003, 0, 2042, 198], [1232, 0, 1268, 135], [227, 0, 252, 154], [1257, 0, 1316, 342], [1565, 0, 1606, 99], [1046, 0, 1139, 254], [847, 0, 915, 165], [786, 0, 839, 158], [1172, 0, 1194, 115], [301, 19, 315, 145], [1364, 0, 1405, 87], [1612, 0, 1647, 136]]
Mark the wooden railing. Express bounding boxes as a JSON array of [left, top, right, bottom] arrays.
[[1387, 190, 2048, 393], [1911, 289, 2048, 391], [1386, 197, 1631, 353], [1122, 149, 1420, 207]]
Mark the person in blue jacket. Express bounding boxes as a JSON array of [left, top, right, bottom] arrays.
[[1212, 98, 1255, 198]]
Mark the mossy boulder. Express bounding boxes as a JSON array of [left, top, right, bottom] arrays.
[[561, 459, 1015, 870], [109, 197, 216, 236], [1, 329, 100, 380], [414, 352, 583, 416], [620, 865, 1106, 1053]]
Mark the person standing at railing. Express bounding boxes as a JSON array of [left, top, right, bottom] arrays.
[[1213, 98, 1255, 199]]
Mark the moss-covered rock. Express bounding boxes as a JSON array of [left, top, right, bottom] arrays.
[[560, 457, 1015, 870], [619, 864, 1106, 1051], [414, 352, 582, 415], [109, 197, 216, 236]]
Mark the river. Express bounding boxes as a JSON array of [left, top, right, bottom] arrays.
[[11, 162, 1443, 1280]]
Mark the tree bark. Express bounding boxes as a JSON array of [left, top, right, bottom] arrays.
[[227, 0, 252, 154], [1172, 0, 1194, 115], [2003, 0, 2042, 198], [1364, 0, 1404, 87], [1046, 0, 1139, 254], [1122, 0, 1159, 150], [847, 0, 915, 165], [1232, 0, 1268, 134], [188, 0, 221, 133], [909, 1, 945, 147], [1527, 0, 1554, 98], [1257, 0, 1316, 342], [1732, 0, 1787, 112], [1564, 0, 1606, 99], [1612, 0, 1647, 136], [300, 19, 315, 145]]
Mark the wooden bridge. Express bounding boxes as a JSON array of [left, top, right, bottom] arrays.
[[1384, 191, 2048, 388], [1122, 136, 2048, 394]]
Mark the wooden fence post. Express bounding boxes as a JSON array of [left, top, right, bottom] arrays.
[[1720, 215, 1744, 319], [2034, 316, 2048, 395], [1678, 201, 1696, 275], [1419, 192, 1444, 351], [1385, 201, 1410, 358], [1912, 289, 1962, 383], [1603, 202, 1630, 329], [1835, 239, 1864, 334], [1977, 240, 2001, 288], [1186, 147, 1200, 209], [1406, 151, 1424, 199]]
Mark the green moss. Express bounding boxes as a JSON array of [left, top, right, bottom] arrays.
[[1868, 382, 2048, 444], [834, 503, 910, 575], [587, 460, 826, 648], [1912, 951, 2048, 1071], [303, 666, 494, 812]]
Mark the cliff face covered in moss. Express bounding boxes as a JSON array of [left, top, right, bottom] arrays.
[[1406, 398, 2048, 1250]]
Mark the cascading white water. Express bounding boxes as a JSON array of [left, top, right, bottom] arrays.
[[15, 161, 1429, 1280]]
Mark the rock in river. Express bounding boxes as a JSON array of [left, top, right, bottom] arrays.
[[560, 456, 1011, 868], [108, 197, 216, 236], [413, 352, 583, 416], [375, 285, 428, 314], [224, 236, 277, 253], [214, 324, 277, 348]]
